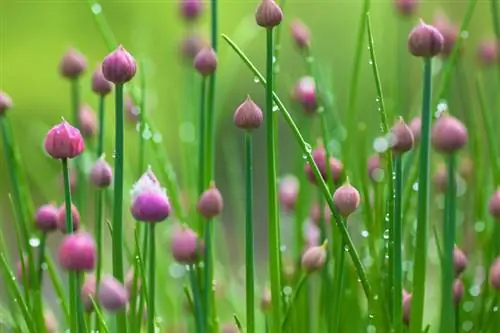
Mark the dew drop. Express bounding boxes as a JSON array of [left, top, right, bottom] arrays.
[[29, 237, 40, 248], [304, 142, 312, 153], [373, 137, 389, 153], [412, 182, 419, 191], [280, 244, 287, 252], [272, 104, 280, 112], [361, 230, 369, 238], [253, 76, 260, 83], [91, 3, 102, 14], [283, 286, 292, 296], [368, 60, 373, 65], [383, 229, 390, 240], [153, 133, 162, 143]]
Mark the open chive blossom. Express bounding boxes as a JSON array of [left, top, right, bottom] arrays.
[[197, 182, 223, 219], [131, 169, 171, 222], [98, 275, 129, 312], [91, 65, 113, 96], [290, 19, 311, 50], [78, 105, 98, 139], [81, 274, 97, 312], [193, 47, 218, 76], [0, 91, 13, 116], [59, 48, 87, 79], [408, 20, 444, 57], [58, 232, 96, 271], [35, 203, 59, 233], [255, 0, 283, 28], [90, 156, 113, 188], [170, 226, 204, 264], [102, 45, 137, 84], [56, 203, 81, 233], [304, 145, 344, 184], [44, 120, 85, 159]]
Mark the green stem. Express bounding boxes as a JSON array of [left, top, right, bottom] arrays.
[[35, 233, 46, 332], [203, 220, 214, 331], [265, 27, 282, 333], [76, 273, 87, 332], [281, 274, 308, 331], [393, 155, 403, 333], [222, 33, 371, 298], [139, 59, 147, 176], [148, 224, 156, 333], [409, 57, 433, 333], [189, 265, 204, 333], [46, 257, 70, 324], [244, 132, 256, 333], [71, 78, 85, 214], [198, 78, 207, 235], [440, 154, 457, 332], [332, 236, 346, 332], [62, 158, 78, 333], [112, 83, 127, 333]]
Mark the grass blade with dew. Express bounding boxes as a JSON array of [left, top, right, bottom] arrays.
[[221, 33, 372, 299], [366, 13, 395, 321]]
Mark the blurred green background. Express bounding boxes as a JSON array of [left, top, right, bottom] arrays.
[[0, 0, 496, 262]]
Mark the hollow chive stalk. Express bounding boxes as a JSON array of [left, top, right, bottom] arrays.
[[440, 154, 457, 332], [198, 78, 207, 235], [189, 264, 204, 333], [244, 131, 256, 333], [71, 78, 86, 214], [112, 83, 127, 333], [62, 158, 78, 333], [393, 155, 403, 333], [35, 233, 47, 331], [221, 33, 372, 299], [147, 224, 156, 333], [281, 273, 308, 331], [332, 221, 346, 333], [409, 57, 433, 333]]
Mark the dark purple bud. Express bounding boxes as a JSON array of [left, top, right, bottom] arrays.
[[431, 113, 468, 154], [56, 203, 81, 233], [91, 65, 113, 96], [78, 105, 97, 138], [408, 20, 444, 58], [290, 19, 310, 49], [131, 169, 171, 222], [81, 274, 97, 312], [90, 156, 113, 188], [35, 203, 59, 232], [180, 0, 204, 21], [98, 275, 129, 311], [59, 48, 87, 79], [197, 182, 223, 218], [171, 226, 203, 264], [233, 96, 263, 130], [58, 232, 96, 271], [390, 118, 414, 154], [333, 182, 360, 217], [44, 120, 85, 159], [255, 0, 283, 28], [102, 45, 137, 84], [193, 48, 218, 76], [0, 91, 13, 116]]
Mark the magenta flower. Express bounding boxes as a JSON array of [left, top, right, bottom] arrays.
[[44, 120, 85, 159]]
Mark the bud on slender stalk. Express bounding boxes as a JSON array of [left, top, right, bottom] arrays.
[[56, 203, 81, 233], [255, 0, 283, 28], [301, 241, 327, 273], [171, 226, 204, 264], [453, 279, 464, 304], [0, 91, 13, 116], [91, 65, 113, 96], [131, 169, 171, 222], [279, 175, 299, 211], [409, 116, 421, 142], [233, 96, 263, 130], [58, 232, 96, 271], [180, 0, 204, 21], [99, 275, 129, 311], [44, 120, 85, 159], [292, 76, 317, 114], [59, 48, 87, 79], [78, 105, 98, 138], [290, 19, 310, 49], [433, 13, 460, 57], [408, 20, 444, 57], [193, 48, 218, 76], [390, 118, 414, 154], [197, 182, 223, 218], [333, 182, 360, 217], [431, 113, 468, 154], [102, 45, 137, 84], [35, 203, 59, 232], [90, 156, 113, 188], [488, 189, 500, 220]]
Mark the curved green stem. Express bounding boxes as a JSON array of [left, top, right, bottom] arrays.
[[147, 224, 156, 333], [281, 274, 308, 331], [244, 132, 256, 333], [393, 155, 403, 333], [409, 58, 433, 333]]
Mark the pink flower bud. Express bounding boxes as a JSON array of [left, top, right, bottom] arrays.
[[233, 96, 263, 130], [78, 105, 97, 138], [304, 145, 343, 185], [333, 182, 360, 217], [59, 48, 87, 79], [90, 156, 113, 188], [279, 175, 299, 211], [131, 169, 171, 222], [102, 45, 137, 84], [0, 91, 13, 116], [309, 202, 331, 225], [453, 279, 464, 304], [56, 203, 81, 233], [478, 39, 499, 67], [409, 116, 421, 142], [304, 220, 320, 247], [390, 118, 414, 154], [44, 311, 58, 333], [488, 189, 500, 220], [44, 120, 85, 159], [193, 48, 218, 76], [179, 34, 208, 62], [98, 275, 129, 311], [171, 226, 203, 264], [290, 19, 310, 49], [292, 76, 317, 114], [301, 242, 327, 273], [408, 20, 444, 58], [180, 0, 204, 21], [255, 0, 283, 28], [367, 153, 384, 182], [454, 247, 468, 277], [394, 0, 418, 17], [91, 65, 113, 96], [58, 232, 96, 271], [35, 203, 59, 232], [197, 182, 223, 218], [433, 13, 460, 58], [431, 113, 468, 154], [81, 274, 97, 312], [489, 258, 500, 291], [260, 287, 272, 312]]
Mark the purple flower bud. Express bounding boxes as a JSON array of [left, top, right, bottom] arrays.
[[301, 242, 327, 273], [58, 232, 96, 271], [393, 0, 418, 17], [81, 274, 97, 312], [131, 169, 171, 222], [102, 45, 137, 84], [409, 116, 421, 142], [35, 203, 59, 232], [433, 13, 460, 58], [260, 287, 272, 312], [367, 153, 383, 182], [279, 175, 299, 211], [255, 0, 283, 28], [292, 76, 317, 114], [390, 118, 414, 154], [59, 48, 87, 79], [0, 91, 13, 116], [233, 96, 263, 130], [193, 48, 218, 76], [179, 34, 208, 62], [490, 258, 500, 291], [44, 120, 85, 159], [488, 189, 500, 220], [478, 38, 499, 67], [171, 226, 203, 264], [304, 145, 343, 185], [90, 156, 113, 188], [91, 65, 113, 96], [98, 275, 129, 311], [180, 0, 204, 21], [454, 247, 468, 277], [431, 113, 468, 154], [408, 20, 444, 58], [290, 19, 310, 49], [78, 105, 97, 138], [56, 203, 81, 233], [453, 279, 464, 304], [197, 182, 223, 218], [333, 182, 360, 217]]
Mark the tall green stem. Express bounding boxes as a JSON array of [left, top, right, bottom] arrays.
[[62, 158, 78, 333], [409, 58, 433, 333], [35, 233, 47, 332], [281, 274, 308, 331], [265, 27, 281, 333], [71, 78, 85, 213], [332, 233, 346, 332], [244, 132, 256, 333], [148, 224, 156, 333], [440, 154, 457, 332], [198, 78, 207, 235], [112, 83, 127, 333], [189, 265, 204, 333], [203, 220, 214, 331], [393, 155, 403, 333]]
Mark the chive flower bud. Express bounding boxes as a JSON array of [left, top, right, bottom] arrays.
[[56, 203, 81, 233], [193, 48, 218, 76], [58, 232, 96, 271], [197, 182, 223, 218], [301, 242, 327, 273], [0, 91, 13, 116], [98, 275, 129, 311], [44, 120, 85, 159], [431, 113, 468, 154], [233, 96, 263, 130], [102, 45, 137, 84], [255, 0, 283, 28], [59, 48, 87, 79], [130, 169, 171, 222], [90, 156, 113, 188], [408, 20, 444, 57], [91, 65, 113, 96], [333, 182, 360, 217], [35, 203, 59, 232]]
